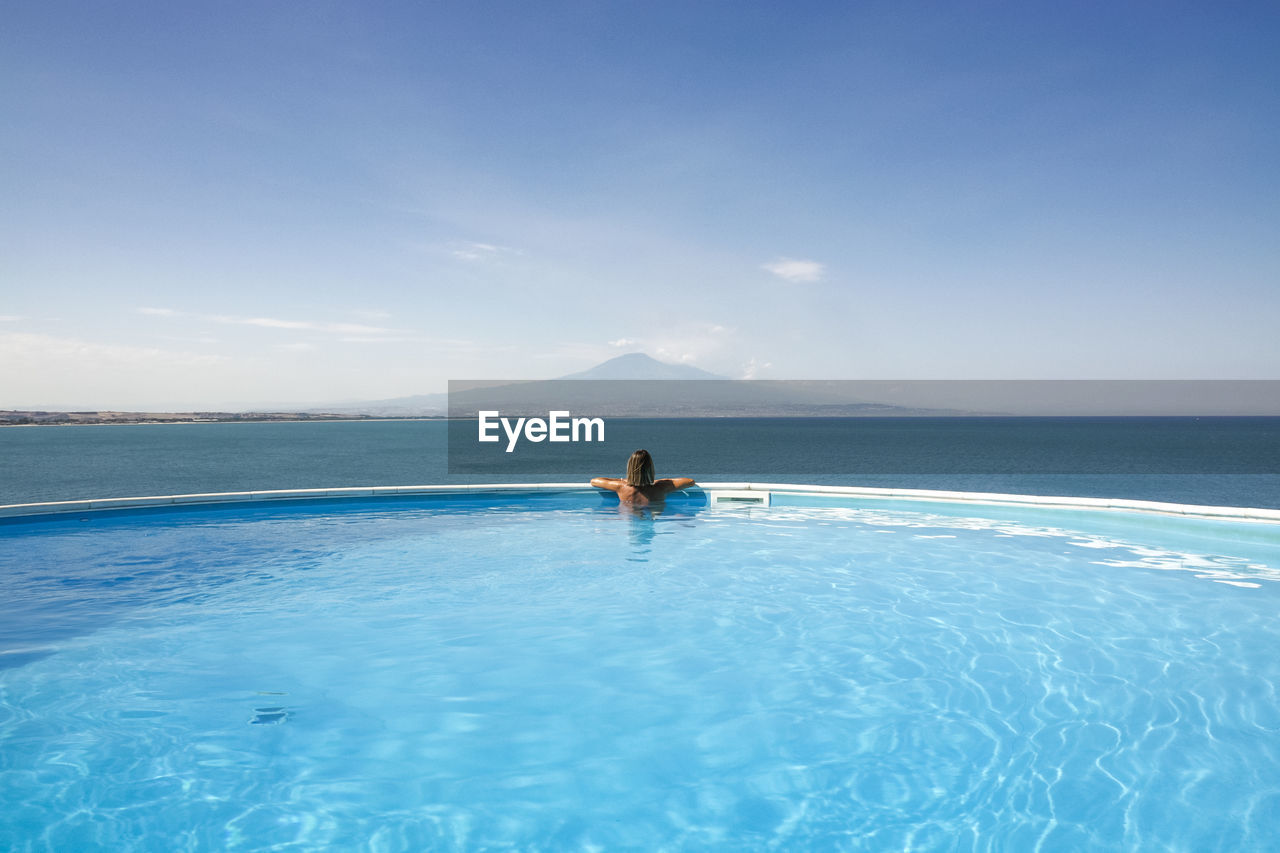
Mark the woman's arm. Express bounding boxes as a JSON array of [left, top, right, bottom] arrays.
[[659, 477, 696, 491], [590, 477, 624, 491]]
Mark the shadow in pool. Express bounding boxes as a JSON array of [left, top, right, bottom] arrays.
[[591, 499, 708, 563], [0, 496, 713, 670], [0, 515, 333, 671]]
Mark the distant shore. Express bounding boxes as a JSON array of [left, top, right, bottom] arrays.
[[0, 411, 446, 426]]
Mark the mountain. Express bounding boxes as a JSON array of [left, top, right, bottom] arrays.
[[559, 353, 725, 380], [443, 379, 971, 418], [304, 354, 977, 417], [297, 355, 719, 416]]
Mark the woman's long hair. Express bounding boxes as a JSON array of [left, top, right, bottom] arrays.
[[626, 449, 655, 486]]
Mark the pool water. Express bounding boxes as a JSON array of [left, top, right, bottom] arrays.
[[3, 496, 1280, 850]]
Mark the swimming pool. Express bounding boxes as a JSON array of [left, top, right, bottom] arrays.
[[3, 485, 1279, 850]]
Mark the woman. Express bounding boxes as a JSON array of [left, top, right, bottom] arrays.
[[591, 449, 695, 506]]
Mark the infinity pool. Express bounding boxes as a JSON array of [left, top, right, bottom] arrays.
[[2, 491, 1280, 850]]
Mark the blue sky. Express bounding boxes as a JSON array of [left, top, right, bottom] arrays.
[[3, 1, 1278, 408]]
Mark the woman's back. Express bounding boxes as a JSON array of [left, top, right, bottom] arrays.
[[605, 479, 692, 506], [591, 448, 694, 505]]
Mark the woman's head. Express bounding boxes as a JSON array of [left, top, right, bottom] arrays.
[[626, 449, 655, 486]]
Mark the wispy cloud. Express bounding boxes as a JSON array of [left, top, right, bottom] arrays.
[[0, 314, 25, 322], [212, 316, 397, 336], [324, 322, 399, 336], [275, 342, 315, 352], [338, 336, 425, 344], [608, 338, 637, 348], [763, 257, 825, 283], [138, 307, 401, 338], [449, 241, 518, 262], [0, 332, 228, 367], [0, 331, 250, 410], [158, 335, 220, 345], [740, 357, 773, 379], [655, 347, 699, 364]]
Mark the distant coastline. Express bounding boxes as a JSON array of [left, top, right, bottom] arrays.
[[0, 410, 446, 426], [7, 410, 1278, 427]]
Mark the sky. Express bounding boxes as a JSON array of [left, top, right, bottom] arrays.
[[3, 0, 1278, 410]]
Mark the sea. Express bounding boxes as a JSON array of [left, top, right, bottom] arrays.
[[2, 417, 1279, 509]]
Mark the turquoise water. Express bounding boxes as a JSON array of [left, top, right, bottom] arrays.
[[3, 417, 1280, 508], [3, 496, 1280, 850]]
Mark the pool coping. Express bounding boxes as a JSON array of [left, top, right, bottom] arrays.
[[2, 483, 1280, 524]]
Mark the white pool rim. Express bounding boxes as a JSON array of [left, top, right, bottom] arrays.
[[3, 483, 1279, 524]]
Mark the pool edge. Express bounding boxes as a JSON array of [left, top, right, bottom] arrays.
[[3, 483, 1279, 524]]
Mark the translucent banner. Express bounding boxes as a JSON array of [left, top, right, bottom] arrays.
[[446, 380, 1280, 478]]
